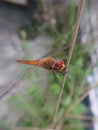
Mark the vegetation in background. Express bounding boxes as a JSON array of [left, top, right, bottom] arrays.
[[6, 1, 94, 130]]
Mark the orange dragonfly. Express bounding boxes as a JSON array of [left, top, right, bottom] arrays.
[[0, 46, 68, 99], [16, 57, 67, 75]]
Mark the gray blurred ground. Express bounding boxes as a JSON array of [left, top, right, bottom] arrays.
[[0, 3, 28, 80], [0, 2, 29, 126], [0, 2, 52, 127], [0, 2, 51, 91]]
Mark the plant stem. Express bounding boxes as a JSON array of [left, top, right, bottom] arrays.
[[51, 0, 86, 128], [58, 81, 98, 128]]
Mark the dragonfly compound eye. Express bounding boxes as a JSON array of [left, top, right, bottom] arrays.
[[57, 59, 64, 64], [52, 59, 64, 70]]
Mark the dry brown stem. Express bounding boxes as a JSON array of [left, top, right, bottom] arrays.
[[51, 0, 86, 128], [58, 81, 98, 128]]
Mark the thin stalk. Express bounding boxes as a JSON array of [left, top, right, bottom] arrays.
[[66, 114, 98, 121], [58, 81, 98, 128], [13, 127, 56, 130], [51, 0, 85, 128]]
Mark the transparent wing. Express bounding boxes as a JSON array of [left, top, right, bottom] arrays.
[[0, 43, 69, 99], [0, 65, 37, 99], [52, 69, 62, 87]]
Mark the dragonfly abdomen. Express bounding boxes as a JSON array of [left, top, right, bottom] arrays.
[[16, 60, 39, 66]]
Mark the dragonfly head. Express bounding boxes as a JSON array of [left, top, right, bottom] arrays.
[[52, 59, 65, 69], [52, 59, 68, 75]]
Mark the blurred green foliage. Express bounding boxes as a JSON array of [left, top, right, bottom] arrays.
[[7, 1, 93, 130]]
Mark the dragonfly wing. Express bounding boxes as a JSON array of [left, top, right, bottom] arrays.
[[52, 69, 62, 87], [42, 44, 69, 58], [0, 65, 37, 99]]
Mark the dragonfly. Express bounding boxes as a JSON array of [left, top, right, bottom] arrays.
[[0, 45, 69, 99], [16, 57, 67, 75]]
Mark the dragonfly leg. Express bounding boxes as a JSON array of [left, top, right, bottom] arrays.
[[62, 67, 69, 75]]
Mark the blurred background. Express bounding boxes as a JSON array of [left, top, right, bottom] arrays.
[[0, 0, 98, 130]]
